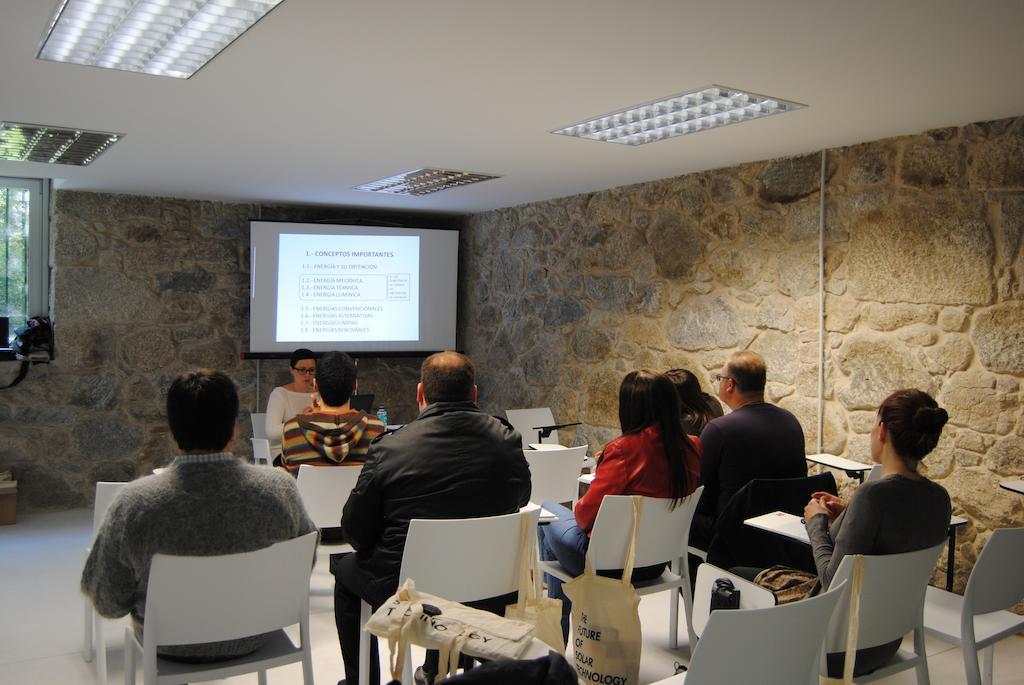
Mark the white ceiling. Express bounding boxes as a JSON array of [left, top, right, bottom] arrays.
[[2, 0, 1023, 215]]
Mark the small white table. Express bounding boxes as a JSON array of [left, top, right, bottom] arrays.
[[524, 502, 558, 524], [806, 453, 873, 482], [999, 480, 1024, 495], [744, 510, 968, 591]]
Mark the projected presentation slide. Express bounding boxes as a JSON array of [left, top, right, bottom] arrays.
[[275, 233, 420, 342]]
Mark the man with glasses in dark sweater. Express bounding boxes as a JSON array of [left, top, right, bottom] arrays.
[[690, 351, 807, 549]]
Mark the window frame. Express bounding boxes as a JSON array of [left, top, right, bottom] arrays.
[[0, 176, 50, 334]]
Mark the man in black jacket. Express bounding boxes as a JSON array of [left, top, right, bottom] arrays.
[[333, 351, 532, 685]]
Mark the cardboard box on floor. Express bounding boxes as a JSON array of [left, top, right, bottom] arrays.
[[0, 465, 16, 525]]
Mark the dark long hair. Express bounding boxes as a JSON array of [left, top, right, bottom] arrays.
[[618, 369, 694, 508], [665, 368, 716, 435]]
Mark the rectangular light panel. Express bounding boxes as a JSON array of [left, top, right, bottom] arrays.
[[0, 122, 122, 166], [36, 0, 286, 79], [551, 85, 806, 146], [354, 168, 501, 197]]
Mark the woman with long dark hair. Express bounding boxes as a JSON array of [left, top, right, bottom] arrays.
[[665, 368, 723, 435], [538, 369, 701, 640]]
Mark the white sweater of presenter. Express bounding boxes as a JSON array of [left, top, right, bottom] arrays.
[[266, 387, 310, 455]]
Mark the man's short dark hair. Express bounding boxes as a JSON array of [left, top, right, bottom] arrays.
[[421, 351, 475, 403], [167, 369, 239, 452], [315, 351, 358, 406], [726, 351, 767, 394]]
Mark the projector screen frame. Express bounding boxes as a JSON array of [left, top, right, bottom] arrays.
[[248, 219, 461, 356]]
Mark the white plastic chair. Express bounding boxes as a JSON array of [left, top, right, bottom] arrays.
[[251, 437, 272, 466], [295, 463, 363, 530], [924, 527, 1024, 685], [358, 507, 542, 685], [83, 480, 129, 684], [824, 543, 945, 683], [538, 490, 704, 650], [651, 575, 848, 685], [505, 407, 558, 445], [251, 412, 267, 439], [124, 531, 318, 685], [522, 445, 588, 506], [689, 562, 775, 639]]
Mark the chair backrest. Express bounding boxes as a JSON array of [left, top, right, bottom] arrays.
[[142, 532, 317, 647], [865, 464, 883, 482], [251, 412, 267, 440], [251, 438, 272, 466], [399, 507, 541, 603], [522, 445, 588, 505], [691, 562, 776, 638], [825, 543, 945, 652], [686, 578, 848, 685], [963, 527, 1024, 616], [93, 481, 129, 536], [707, 472, 838, 571], [295, 464, 362, 529], [588, 490, 703, 571], [505, 407, 558, 445]]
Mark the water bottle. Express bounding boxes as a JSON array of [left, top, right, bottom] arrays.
[[376, 405, 388, 427]]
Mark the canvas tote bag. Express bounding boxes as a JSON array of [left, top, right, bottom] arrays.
[[505, 515, 566, 651], [365, 579, 537, 682], [820, 554, 864, 685], [563, 496, 643, 685]]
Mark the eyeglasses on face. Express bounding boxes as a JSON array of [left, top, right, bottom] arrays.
[[292, 366, 316, 375], [712, 373, 733, 384]]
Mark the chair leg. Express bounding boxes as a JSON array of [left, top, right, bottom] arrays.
[[95, 613, 107, 685], [668, 586, 679, 650], [258, 671, 268, 685], [358, 600, 371, 685], [84, 600, 95, 663], [123, 628, 136, 685], [913, 627, 931, 685], [300, 617, 315, 685], [982, 645, 994, 685], [963, 642, 983, 685]]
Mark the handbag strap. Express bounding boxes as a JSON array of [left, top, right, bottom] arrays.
[[620, 496, 642, 585], [819, 554, 864, 685], [583, 496, 643, 583], [387, 600, 420, 682], [512, 514, 540, 609]]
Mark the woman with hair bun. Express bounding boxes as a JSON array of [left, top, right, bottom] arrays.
[[803, 388, 952, 676]]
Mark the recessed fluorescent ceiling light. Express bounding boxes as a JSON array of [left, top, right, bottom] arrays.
[[36, 0, 285, 79], [354, 168, 501, 197], [552, 85, 805, 146], [0, 122, 122, 166]]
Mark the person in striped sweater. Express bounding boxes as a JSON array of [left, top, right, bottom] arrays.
[[280, 351, 384, 473]]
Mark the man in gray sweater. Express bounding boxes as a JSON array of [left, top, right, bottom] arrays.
[[81, 369, 317, 661]]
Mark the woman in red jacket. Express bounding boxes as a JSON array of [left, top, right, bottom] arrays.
[[538, 369, 702, 641]]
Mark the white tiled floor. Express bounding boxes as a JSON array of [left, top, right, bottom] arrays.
[[1, 509, 1022, 684]]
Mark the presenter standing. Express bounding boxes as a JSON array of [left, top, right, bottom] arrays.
[[265, 349, 316, 457]]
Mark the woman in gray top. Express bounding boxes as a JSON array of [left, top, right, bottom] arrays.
[[804, 388, 952, 676]]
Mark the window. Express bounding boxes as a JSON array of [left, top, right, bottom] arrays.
[[0, 177, 48, 344]]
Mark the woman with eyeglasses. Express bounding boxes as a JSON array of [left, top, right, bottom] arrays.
[[538, 369, 701, 642], [265, 348, 317, 457]]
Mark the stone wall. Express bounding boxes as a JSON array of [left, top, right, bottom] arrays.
[[461, 116, 1024, 590], [0, 194, 450, 510]]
